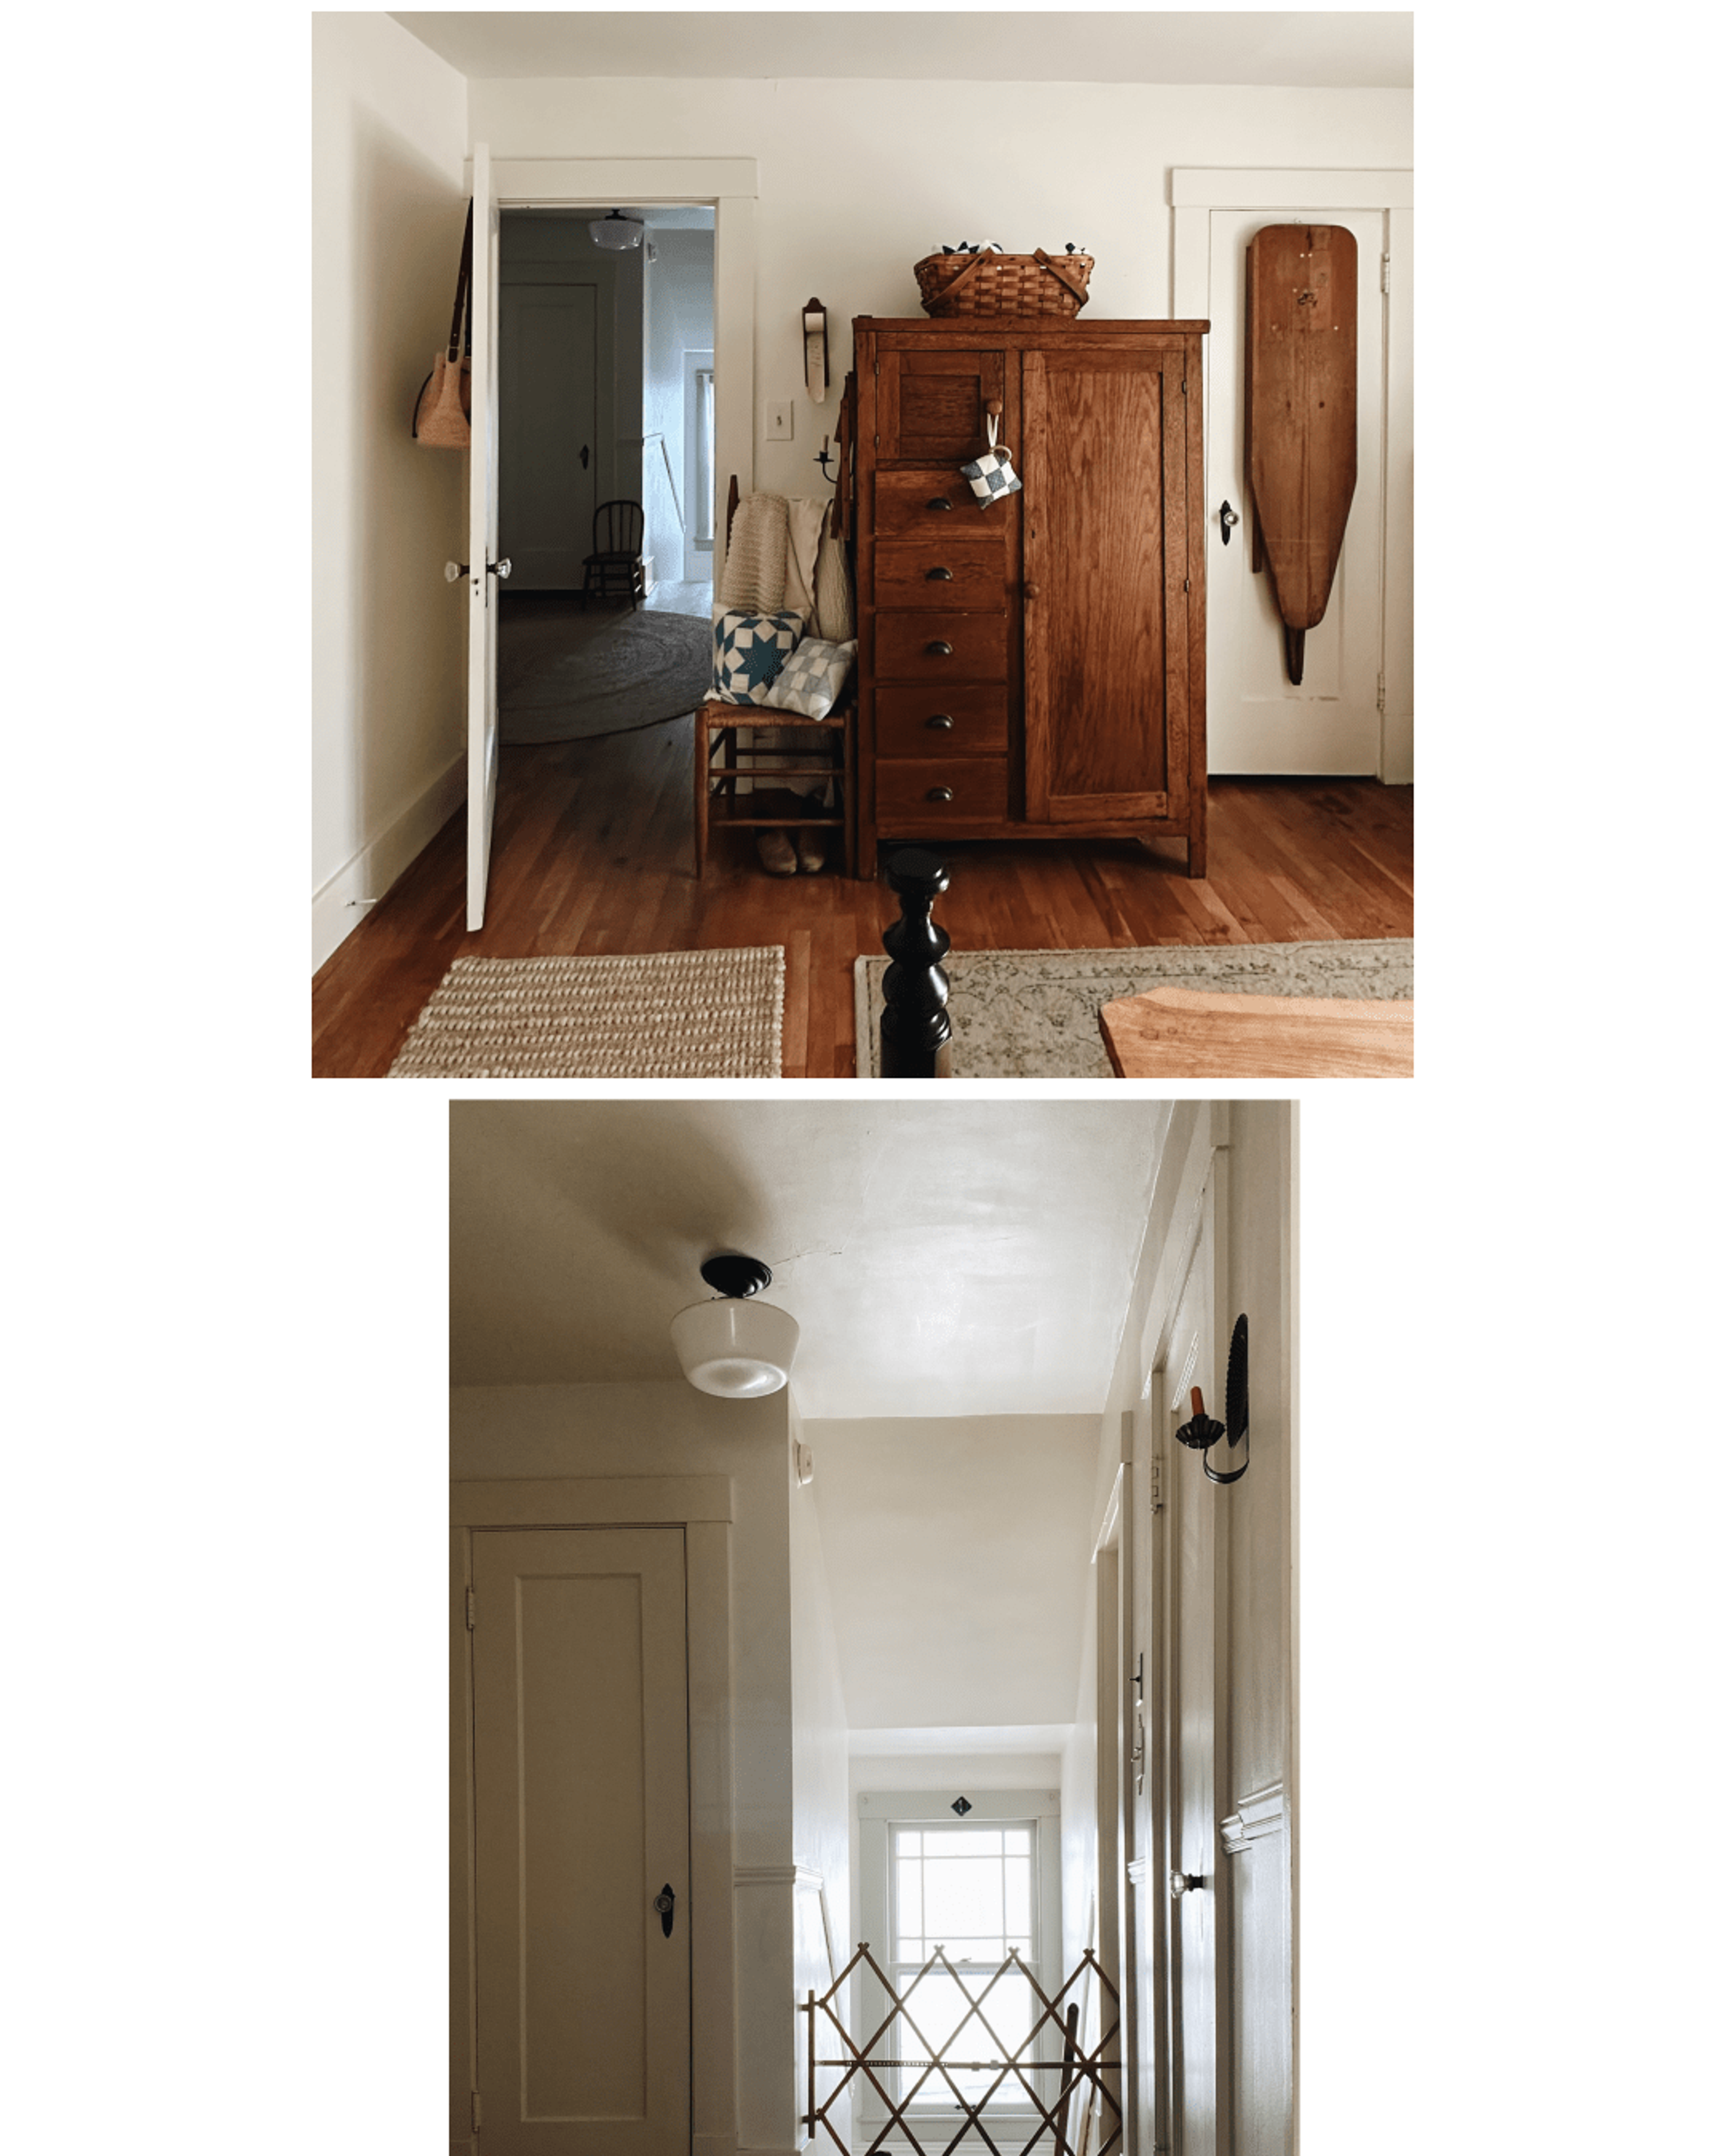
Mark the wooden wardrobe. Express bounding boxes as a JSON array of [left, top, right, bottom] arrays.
[[851, 315, 1210, 878]]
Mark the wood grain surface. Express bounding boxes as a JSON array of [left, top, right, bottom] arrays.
[[1099, 982, 1411, 1079], [312, 706, 1412, 1080], [1247, 224, 1358, 631]]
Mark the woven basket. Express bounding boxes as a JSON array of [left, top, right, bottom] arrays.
[[914, 248, 1092, 318]]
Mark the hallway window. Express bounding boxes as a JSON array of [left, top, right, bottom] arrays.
[[856, 1789, 1062, 2134]]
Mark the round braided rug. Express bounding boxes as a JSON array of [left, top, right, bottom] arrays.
[[499, 606, 712, 746]]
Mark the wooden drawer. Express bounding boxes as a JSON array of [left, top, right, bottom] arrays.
[[875, 755, 1009, 826], [875, 538, 1010, 612], [875, 469, 1010, 538], [876, 684, 1008, 758], [875, 610, 1008, 681]]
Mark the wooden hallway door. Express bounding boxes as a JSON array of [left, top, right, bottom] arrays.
[[467, 1526, 691, 2156]]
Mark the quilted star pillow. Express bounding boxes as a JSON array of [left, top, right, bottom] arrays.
[[761, 636, 858, 719], [711, 610, 802, 704]]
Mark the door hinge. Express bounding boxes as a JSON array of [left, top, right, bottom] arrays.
[[1181, 378, 1188, 394], [471, 2089, 483, 2134], [1376, 671, 1387, 716], [873, 433, 880, 448], [1149, 1454, 1163, 1513], [1380, 253, 1391, 296], [1183, 578, 1190, 592], [466, 1587, 477, 1631]]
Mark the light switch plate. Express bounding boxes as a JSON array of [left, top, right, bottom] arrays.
[[766, 401, 793, 440]]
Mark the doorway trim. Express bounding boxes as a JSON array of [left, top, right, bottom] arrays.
[[482, 158, 757, 593], [451, 1475, 738, 2156], [1170, 168, 1413, 783]]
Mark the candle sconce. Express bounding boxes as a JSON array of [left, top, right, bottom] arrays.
[[1173, 1315, 1249, 1484]]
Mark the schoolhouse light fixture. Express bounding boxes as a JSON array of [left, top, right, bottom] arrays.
[[671, 1254, 800, 1398], [589, 208, 645, 251]]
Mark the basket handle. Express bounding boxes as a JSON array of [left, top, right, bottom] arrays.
[[1032, 247, 1090, 302], [923, 250, 992, 309]]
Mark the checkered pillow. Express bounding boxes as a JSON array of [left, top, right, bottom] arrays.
[[959, 444, 1023, 506], [761, 637, 857, 719], [711, 610, 802, 704]]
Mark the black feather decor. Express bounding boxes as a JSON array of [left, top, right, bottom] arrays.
[[1206, 1315, 1249, 1485]]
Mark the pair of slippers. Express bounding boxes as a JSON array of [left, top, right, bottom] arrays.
[[756, 794, 829, 876]]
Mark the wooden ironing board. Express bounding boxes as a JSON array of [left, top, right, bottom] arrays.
[[1247, 224, 1357, 684]]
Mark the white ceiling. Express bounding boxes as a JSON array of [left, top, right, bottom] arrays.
[[449, 1099, 1169, 1418], [390, 11, 1413, 88]]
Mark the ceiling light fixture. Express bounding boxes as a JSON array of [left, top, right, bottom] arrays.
[[671, 1255, 800, 1399], [589, 208, 645, 251]]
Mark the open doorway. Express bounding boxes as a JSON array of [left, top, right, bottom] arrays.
[[494, 203, 716, 757]]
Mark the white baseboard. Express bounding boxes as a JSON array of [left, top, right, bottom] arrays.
[[312, 752, 464, 973]]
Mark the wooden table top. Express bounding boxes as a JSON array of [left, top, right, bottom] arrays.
[[1099, 985, 1413, 1081]]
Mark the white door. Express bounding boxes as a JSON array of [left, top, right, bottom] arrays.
[[466, 143, 504, 931], [500, 281, 598, 588], [469, 1527, 691, 2156], [1159, 1211, 1230, 2156], [1204, 206, 1387, 774]]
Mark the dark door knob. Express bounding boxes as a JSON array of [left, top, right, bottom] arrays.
[[1219, 499, 1238, 543], [925, 565, 954, 581], [1023, 583, 1040, 601], [653, 1884, 676, 1936], [926, 640, 953, 656], [924, 714, 955, 731], [927, 496, 954, 512], [926, 786, 955, 803]]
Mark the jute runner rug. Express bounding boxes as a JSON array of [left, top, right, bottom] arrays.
[[855, 939, 1413, 1079], [389, 949, 784, 1079]]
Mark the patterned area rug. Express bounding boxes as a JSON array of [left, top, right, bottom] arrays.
[[389, 949, 784, 1079], [499, 606, 711, 746], [855, 939, 1413, 1079]]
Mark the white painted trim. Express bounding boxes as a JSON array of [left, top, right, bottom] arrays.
[[452, 1474, 733, 1525], [1171, 168, 1413, 209], [858, 1789, 1060, 1818], [1092, 1462, 1126, 1559], [1220, 1782, 1285, 1856], [312, 750, 463, 972], [735, 1864, 825, 1889], [489, 158, 758, 203], [472, 156, 757, 595]]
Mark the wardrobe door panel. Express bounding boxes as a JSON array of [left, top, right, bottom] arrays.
[[1022, 345, 1191, 825], [877, 347, 1008, 463]]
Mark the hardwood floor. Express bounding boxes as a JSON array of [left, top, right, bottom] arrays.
[[312, 714, 1412, 1078]]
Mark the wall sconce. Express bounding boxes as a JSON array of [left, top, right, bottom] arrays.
[[671, 1254, 800, 1398], [1173, 1316, 1249, 1484]]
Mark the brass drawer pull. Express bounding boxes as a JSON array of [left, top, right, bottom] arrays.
[[927, 496, 954, 512], [925, 565, 954, 581], [926, 640, 953, 656], [925, 714, 955, 731], [927, 786, 955, 803]]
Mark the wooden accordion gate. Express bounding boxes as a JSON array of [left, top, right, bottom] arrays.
[[802, 1943, 1121, 2156]]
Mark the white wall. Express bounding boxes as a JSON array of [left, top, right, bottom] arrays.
[[644, 227, 714, 582], [450, 1379, 798, 2155], [468, 76, 1411, 498], [312, 14, 469, 969], [807, 1414, 1100, 1730]]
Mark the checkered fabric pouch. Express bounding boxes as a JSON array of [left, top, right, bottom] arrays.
[[959, 411, 1023, 507]]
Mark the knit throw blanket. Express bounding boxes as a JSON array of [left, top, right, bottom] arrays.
[[718, 494, 832, 625]]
